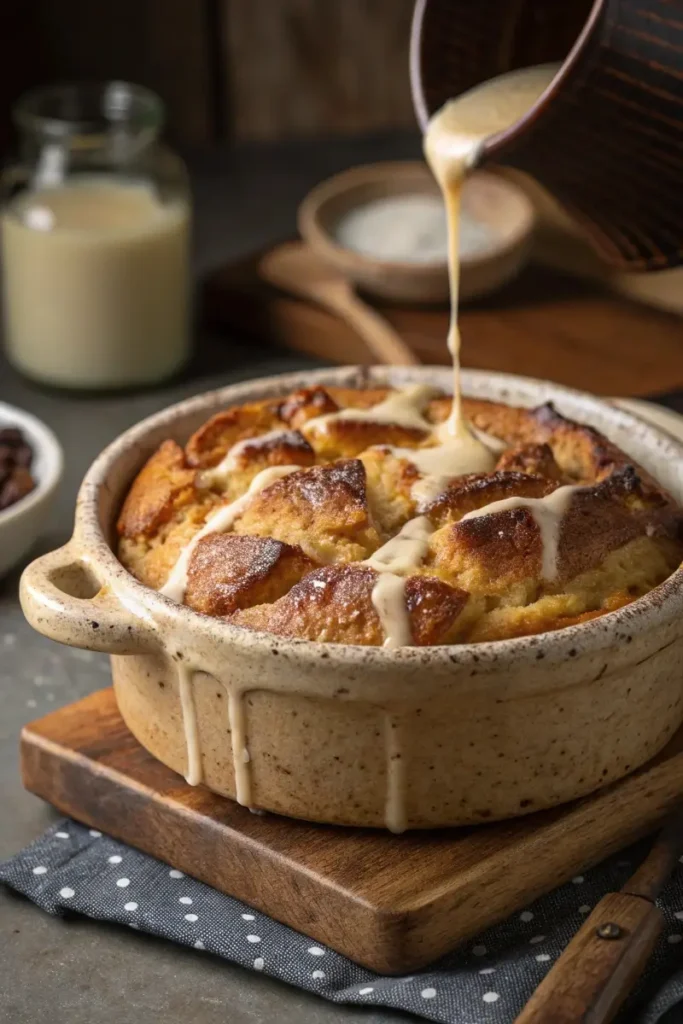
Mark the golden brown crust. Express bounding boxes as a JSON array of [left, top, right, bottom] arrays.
[[117, 440, 197, 540], [230, 564, 469, 646], [278, 385, 340, 429], [495, 443, 564, 481], [185, 534, 318, 617], [117, 384, 683, 647], [185, 399, 283, 469], [419, 471, 556, 526], [233, 459, 382, 563]]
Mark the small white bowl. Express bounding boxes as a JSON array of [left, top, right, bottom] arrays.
[[0, 402, 63, 578]]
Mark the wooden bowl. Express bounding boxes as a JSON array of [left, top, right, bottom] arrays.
[[298, 160, 535, 304]]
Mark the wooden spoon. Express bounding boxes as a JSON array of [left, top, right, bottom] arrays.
[[259, 242, 419, 367]]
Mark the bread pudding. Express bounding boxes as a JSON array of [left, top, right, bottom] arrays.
[[117, 383, 683, 647], [22, 367, 683, 831]]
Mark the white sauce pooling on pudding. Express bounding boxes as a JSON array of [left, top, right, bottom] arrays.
[[303, 383, 437, 435], [200, 429, 294, 490], [366, 515, 434, 576], [366, 516, 434, 649], [160, 464, 301, 604], [470, 425, 507, 455], [461, 484, 583, 581], [371, 574, 413, 649], [389, 437, 497, 506]]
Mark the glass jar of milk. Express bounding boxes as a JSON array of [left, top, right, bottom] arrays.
[[2, 82, 191, 389]]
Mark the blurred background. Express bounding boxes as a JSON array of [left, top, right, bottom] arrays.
[[0, 0, 418, 149], [3, 0, 683, 307]]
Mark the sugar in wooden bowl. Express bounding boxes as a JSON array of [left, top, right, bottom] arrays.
[[298, 161, 535, 304]]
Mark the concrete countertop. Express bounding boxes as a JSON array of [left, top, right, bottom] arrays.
[[0, 135, 419, 1024]]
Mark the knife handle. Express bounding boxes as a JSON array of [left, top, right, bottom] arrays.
[[514, 893, 664, 1024]]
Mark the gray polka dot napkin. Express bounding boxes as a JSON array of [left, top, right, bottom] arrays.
[[2, 821, 683, 1023]]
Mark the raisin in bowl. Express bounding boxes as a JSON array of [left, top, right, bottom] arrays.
[[0, 402, 63, 577]]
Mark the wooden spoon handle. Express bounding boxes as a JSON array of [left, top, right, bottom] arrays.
[[335, 295, 420, 367], [514, 893, 664, 1024]]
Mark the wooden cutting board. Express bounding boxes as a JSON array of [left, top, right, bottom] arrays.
[[22, 688, 683, 974], [202, 251, 683, 397]]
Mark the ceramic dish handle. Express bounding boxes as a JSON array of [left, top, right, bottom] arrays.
[[20, 544, 159, 655]]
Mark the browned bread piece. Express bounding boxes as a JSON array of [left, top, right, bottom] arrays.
[[419, 471, 556, 526], [232, 459, 383, 563], [118, 440, 205, 541], [117, 384, 683, 646], [185, 398, 283, 469], [185, 534, 318, 617], [231, 564, 470, 646], [495, 443, 564, 481]]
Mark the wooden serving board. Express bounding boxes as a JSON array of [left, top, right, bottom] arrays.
[[202, 250, 683, 398], [21, 688, 683, 974]]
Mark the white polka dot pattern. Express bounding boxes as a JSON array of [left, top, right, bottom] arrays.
[[4, 821, 683, 1024]]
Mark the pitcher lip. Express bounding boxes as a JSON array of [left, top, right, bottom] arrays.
[[410, 0, 606, 148], [483, 0, 606, 160]]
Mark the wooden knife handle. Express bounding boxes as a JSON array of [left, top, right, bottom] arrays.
[[514, 893, 664, 1024]]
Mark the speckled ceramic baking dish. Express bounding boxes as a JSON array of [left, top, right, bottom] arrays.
[[20, 367, 683, 831]]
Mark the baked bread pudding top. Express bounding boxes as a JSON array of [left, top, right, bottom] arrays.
[[117, 384, 683, 647]]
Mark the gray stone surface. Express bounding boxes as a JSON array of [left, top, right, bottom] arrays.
[[0, 136, 419, 1024]]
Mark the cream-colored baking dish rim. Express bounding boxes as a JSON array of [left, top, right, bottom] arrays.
[[20, 366, 683, 830]]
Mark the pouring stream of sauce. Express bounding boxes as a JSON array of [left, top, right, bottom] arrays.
[[368, 64, 561, 648]]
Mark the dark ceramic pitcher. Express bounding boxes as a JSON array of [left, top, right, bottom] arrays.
[[411, 0, 683, 270]]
